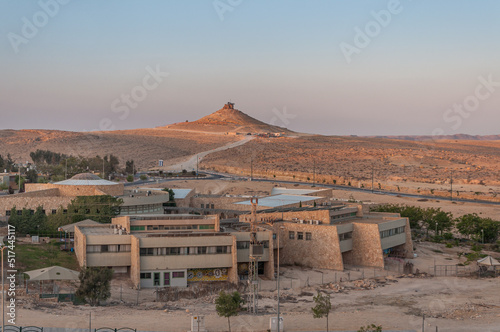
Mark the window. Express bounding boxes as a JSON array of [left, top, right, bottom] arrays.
[[17, 210, 22, 216], [164, 272, 170, 286], [201, 204, 204, 208], [380, 226, 405, 238], [198, 246, 207, 254], [172, 271, 185, 278], [262, 240, 269, 248], [216, 246, 227, 254], [272, 233, 277, 240], [211, 204, 214, 209], [297, 232, 304, 240], [237, 241, 250, 249], [140, 273, 151, 279], [199, 225, 215, 230], [140, 248, 154, 256], [101, 245, 109, 252], [306, 232, 312, 241], [131, 226, 145, 231], [339, 232, 353, 241], [51, 209, 57, 215], [5, 210, 10, 216], [289, 231, 295, 240]]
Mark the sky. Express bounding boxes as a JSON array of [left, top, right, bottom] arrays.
[[1, 0, 499, 136]]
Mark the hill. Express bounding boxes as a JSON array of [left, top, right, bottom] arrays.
[[162, 102, 293, 134]]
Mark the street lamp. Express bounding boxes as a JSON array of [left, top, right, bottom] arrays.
[[481, 229, 484, 244], [435, 222, 438, 236]]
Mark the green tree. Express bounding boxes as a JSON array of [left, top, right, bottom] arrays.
[[456, 213, 499, 243], [162, 188, 176, 207], [125, 160, 135, 174], [66, 195, 123, 224], [140, 175, 147, 181], [8, 206, 47, 235], [215, 291, 243, 332], [76, 267, 113, 306], [126, 175, 134, 182], [26, 169, 38, 184], [312, 291, 332, 332], [358, 324, 382, 332]]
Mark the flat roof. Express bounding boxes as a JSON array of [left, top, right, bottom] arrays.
[[78, 226, 117, 235], [138, 188, 193, 199], [270, 187, 322, 196], [236, 194, 321, 208]]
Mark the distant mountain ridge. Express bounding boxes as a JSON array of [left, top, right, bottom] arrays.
[[162, 102, 293, 134], [367, 134, 500, 141]]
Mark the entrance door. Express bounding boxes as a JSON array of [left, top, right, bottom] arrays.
[[164, 272, 170, 286], [154, 272, 160, 286]]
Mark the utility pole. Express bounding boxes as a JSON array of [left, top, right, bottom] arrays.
[[450, 170, 453, 201], [65, 159, 67, 180], [313, 159, 316, 186], [197, 155, 199, 179], [371, 164, 374, 193], [250, 157, 253, 181]]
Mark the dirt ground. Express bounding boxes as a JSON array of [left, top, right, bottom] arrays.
[[15, 240, 500, 332]]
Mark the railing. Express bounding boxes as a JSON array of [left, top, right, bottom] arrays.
[[95, 328, 136, 332]]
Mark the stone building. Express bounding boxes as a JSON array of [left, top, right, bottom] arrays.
[[0, 173, 124, 218], [74, 214, 274, 289]]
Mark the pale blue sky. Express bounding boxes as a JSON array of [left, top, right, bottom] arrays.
[[1, 0, 499, 135]]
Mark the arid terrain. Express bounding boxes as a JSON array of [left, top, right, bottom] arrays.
[[1, 106, 500, 202]]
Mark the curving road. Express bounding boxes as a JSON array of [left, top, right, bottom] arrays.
[[165, 136, 255, 172]]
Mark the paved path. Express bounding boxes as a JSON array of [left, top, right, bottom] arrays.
[[166, 136, 255, 172]]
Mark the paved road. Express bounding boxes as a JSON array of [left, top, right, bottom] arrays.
[[165, 136, 255, 172]]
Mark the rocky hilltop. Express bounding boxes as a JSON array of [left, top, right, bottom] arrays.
[[163, 102, 293, 134]]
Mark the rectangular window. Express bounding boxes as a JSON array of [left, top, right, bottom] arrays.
[[172, 271, 185, 278], [272, 233, 277, 240], [339, 232, 353, 241], [289, 231, 295, 240], [211, 204, 214, 209], [306, 232, 312, 241], [262, 240, 269, 248], [5, 210, 10, 216], [101, 245, 109, 252], [51, 209, 57, 215], [199, 225, 215, 230], [140, 272, 151, 279], [154, 272, 160, 286], [297, 232, 304, 240], [198, 246, 207, 254], [237, 241, 250, 249], [216, 246, 227, 254], [201, 204, 204, 208]]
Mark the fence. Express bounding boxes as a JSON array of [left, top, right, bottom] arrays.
[[431, 264, 477, 277]]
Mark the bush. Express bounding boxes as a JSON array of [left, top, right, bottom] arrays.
[[445, 243, 453, 248], [443, 232, 454, 240], [126, 175, 134, 182], [140, 175, 147, 181]]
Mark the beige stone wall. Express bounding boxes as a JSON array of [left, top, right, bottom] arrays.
[[351, 223, 384, 268], [263, 231, 275, 279], [403, 218, 414, 258], [130, 235, 141, 289], [74, 226, 87, 267], [276, 223, 343, 270], [0, 195, 73, 216], [228, 235, 238, 284]]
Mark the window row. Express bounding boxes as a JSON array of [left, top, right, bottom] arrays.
[[380, 226, 405, 239], [129, 224, 215, 231], [200, 204, 215, 209], [140, 245, 231, 256], [87, 245, 131, 253], [236, 241, 269, 249], [288, 231, 312, 240], [339, 232, 353, 241]]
